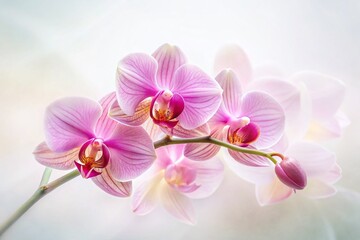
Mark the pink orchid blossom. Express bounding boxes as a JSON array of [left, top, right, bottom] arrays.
[[33, 92, 156, 197], [184, 69, 285, 165], [216, 44, 348, 140], [109, 43, 222, 135], [132, 144, 224, 225], [226, 140, 341, 206], [213, 44, 308, 139]]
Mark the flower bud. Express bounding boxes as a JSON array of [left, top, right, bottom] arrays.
[[275, 159, 307, 190]]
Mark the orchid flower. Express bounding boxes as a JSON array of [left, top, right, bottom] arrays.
[[226, 140, 341, 206], [290, 71, 349, 140], [109, 44, 222, 136], [33, 92, 156, 197], [132, 144, 224, 225], [213, 44, 308, 138], [184, 69, 285, 165], [215, 44, 349, 140]]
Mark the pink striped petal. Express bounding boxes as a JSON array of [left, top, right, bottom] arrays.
[[241, 91, 285, 149], [160, 123, 209, 138], [33, 142, 77, 170], [286, 142, 336, 177], [184, 127, 224, 161], [142, 118, 166, 141], [228, 145, 271, 167], [95, 92, 118, 140], [132, 172, 163, 215], [256, 177, 293, 206], [44, 97, 100, 152], [215, 69, 242, 117], [109, 98, 151, 126], [160, 183, 197, 225], [105, 124, 156, 181], [116, 53, 159, 116], [214, 44, 252, 87], [302, 179, 337, 199], [291, 71, 345, 120], [172, 64, 222, 129], [180, 157, 224, 199], [92, 167, 132, 197], [247, 78, 301, 126], [152, 43, 187, 89]]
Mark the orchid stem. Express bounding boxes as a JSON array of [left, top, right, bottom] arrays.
[[0, 169, 80, 236], [1, 135, 278, 236], [154, 136, 278, 165]]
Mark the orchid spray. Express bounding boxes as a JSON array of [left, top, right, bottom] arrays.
[[0, 43, 347, 235]]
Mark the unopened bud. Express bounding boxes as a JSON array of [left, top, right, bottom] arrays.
[[275, 159, 307, 190]]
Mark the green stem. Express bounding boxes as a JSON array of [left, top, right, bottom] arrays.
[[154, 135, 278, 164], [0, 170, 80, 236], [1, 135, 279, 236]]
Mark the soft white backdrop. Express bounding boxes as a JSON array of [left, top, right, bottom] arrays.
[[0, 0, 359, 239]]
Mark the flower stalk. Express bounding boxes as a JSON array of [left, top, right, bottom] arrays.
[[0, 135, 279, 236]]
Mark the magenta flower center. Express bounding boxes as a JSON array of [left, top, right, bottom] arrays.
[[164, 164, 197, 187], [227, 117, 260, 147], [150, 90, 185, 128], [74, 138, 110, 179]]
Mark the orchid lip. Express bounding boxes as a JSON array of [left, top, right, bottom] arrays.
[[75, 138, 110, 179], [150, 90, 185, 128], [227, 118, 260, 147]]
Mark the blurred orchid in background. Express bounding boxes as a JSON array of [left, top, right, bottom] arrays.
[[132, 144, 224, 225]]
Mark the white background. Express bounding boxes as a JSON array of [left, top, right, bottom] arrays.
[[0, 0, 359, 239]]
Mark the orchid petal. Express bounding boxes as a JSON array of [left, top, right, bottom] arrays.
[[215, 69, 242, 116], [172, 64, 222, 129], [228, 145, 271, 167], [155, 145, 184, 169], [160, 123, 209, 138], [44, 97, 100, 152], [317, 163, 342, 184], [291, 71, 345, 120], [116, 53, 159, 115], [142, 118, 166, 141], [247, 78, 301, 125], [302, 179, 337, 199], [306, 112, 349, 140], [180, 157, 224, 199], [152, 43, 187, 89], [92, 167, 132, 197], [184, 127, 224, 161], [286, 142, 336, 177], [160, 181, 197, 225], [109, 98, 151, 126], [241, 91, 285, 149], [225, 158, 274, 184], [214, 44, 252, 87], [256, 177, 293, 206], [95, 92, 118, 140], [132, 172, 163, 215], [105, 124, 156, 181], [33, 142, 77, 170]]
